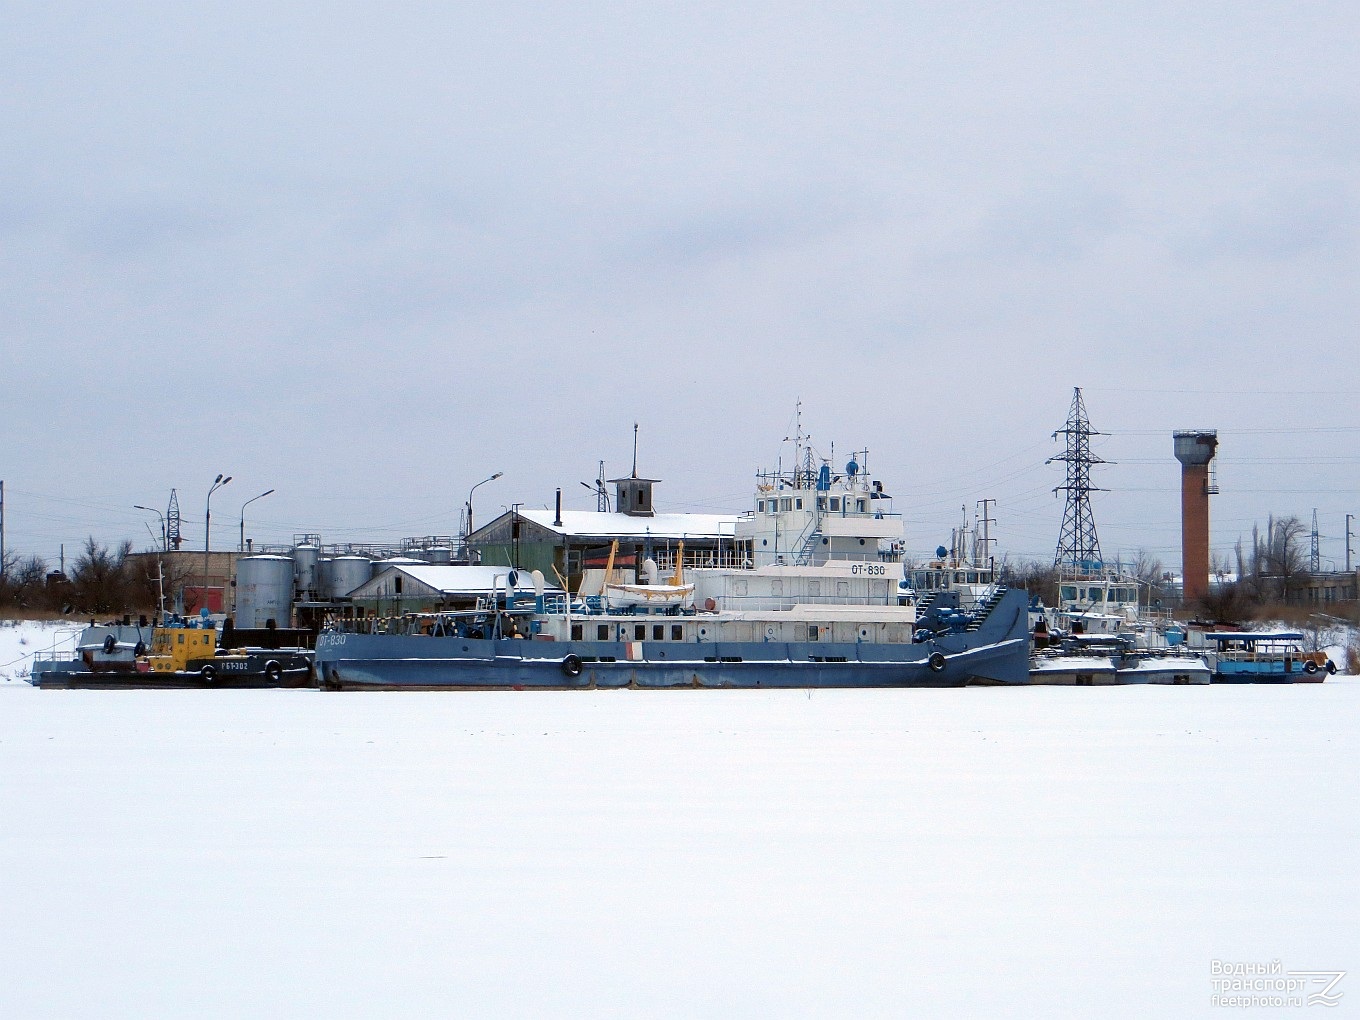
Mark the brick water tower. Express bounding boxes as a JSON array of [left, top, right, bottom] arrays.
[[1173, 430, 1218, 605]]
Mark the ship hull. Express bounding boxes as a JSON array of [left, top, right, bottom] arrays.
[[315, 634, 1030, 690]]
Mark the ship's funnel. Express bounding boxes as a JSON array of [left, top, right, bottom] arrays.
[[1173, 430, 1218, 605]]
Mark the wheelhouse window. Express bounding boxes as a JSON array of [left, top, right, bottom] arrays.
[[596, 624, 610, 640], [671, 624, 683, 641], [653, 624, 664, 640], [634, 624, 646, 640], [829, 497, 841, 512]]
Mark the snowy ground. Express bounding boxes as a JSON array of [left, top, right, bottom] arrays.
[[2, 620, 1357, 1018]]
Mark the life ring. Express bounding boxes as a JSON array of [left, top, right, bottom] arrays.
[[133, 641, 146, 657], [102, 635, 118, 654], [561, 654, 583, 678], [199, 663, 217, 684], [1304, 660, 1319, 675], [927, 651, 947, 673], [264, 660, 283, 684]]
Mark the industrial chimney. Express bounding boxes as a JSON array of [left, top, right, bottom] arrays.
[[1173, 430, 1218, 606]]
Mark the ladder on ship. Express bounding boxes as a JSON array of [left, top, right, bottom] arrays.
[[914, 590, 941, 615], [964, 585, 1008, 632]]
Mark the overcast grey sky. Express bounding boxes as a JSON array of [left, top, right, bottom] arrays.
[[4, 2, 1357, 570]]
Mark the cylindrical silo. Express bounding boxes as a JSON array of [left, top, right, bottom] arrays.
[[328, 555, 372, 598], [293, 543, 320, 598], [236, 555, 296, 628], [370, 556, 424, 578], [316, 558, 333, 600], [428, 545, 453, 565]]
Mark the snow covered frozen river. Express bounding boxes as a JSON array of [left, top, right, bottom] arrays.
[[2, 624, 1357, 1017]]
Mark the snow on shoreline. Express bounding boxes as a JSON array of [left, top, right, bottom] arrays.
[[1, 615, 1356, 1018], [0, 619, 81, 683]]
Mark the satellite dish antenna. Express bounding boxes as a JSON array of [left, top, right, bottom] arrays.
[[846, 459, 859, 477], [936, 545, 949, 559]]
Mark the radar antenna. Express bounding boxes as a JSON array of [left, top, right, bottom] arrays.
[[580, 461, 610, 512]]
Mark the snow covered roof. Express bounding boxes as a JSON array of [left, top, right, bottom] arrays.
[[509, 508, 737, 540], [1201, 630, 1304, 642], [349, 564, 561, 598]]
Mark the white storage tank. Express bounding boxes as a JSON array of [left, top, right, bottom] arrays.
[[236, 555, 295, 628], [428, 545, 454, 565], [294, 543, 320, 598], [370, 556, 424, 578], [328, 555, 372, 598]]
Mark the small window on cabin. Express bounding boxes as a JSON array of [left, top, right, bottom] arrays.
[[780, 497, 792, 512], [830, 497, 841, 512], [857, 499, 867, 513], [671, 624, 683, 641], [597, 624, 610, 641], [757, 500, 765, 513], [817, 496, 827, 511], [1060, 585, 1077, 601], [571, 624, 583, 641], [809, 625, 819, 641], [653, 624, 664, 640], [634, 624, 646, 640], [177, 634, 184, 645], [795, 498, 803, 510]]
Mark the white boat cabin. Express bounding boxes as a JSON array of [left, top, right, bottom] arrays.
[[738, 449, 905, 568]]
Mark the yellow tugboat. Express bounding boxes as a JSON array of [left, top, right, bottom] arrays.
[[137, 613, 313, 686], [37, 612, 313, 688]]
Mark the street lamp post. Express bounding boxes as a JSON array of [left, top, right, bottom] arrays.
[[239, 489, 275, 552], [203, 473, 232, 614], [133, 505, 167, 552], [464, 471, 504, 557]]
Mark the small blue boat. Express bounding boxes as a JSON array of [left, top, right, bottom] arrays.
[[1202, 630, 1336, 683]]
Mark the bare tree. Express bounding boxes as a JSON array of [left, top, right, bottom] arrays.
[[68, 538, 136, 614], [0, 553, 50, 610], [1129, 547, 1171, 605], [998, 559, 1057, 604], [1256, 515, 1310, 603]]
